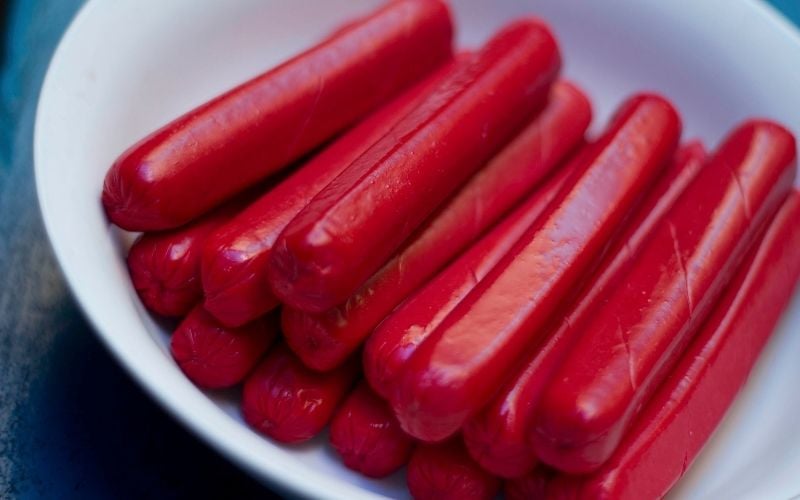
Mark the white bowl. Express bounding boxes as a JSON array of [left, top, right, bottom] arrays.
[[35, 1, 800, 498]]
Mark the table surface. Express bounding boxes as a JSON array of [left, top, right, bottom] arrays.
[[1, 1, 799, 499]]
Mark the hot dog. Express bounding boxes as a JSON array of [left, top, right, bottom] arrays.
[[201, 62, 458, 327], [391, 94, 680, 442], [241, 343, 358, 443], [546, 190, 800, 499], [103, 0, 453, 230], [128, 205, 236, 317], [282, 80, 590, 371], [532, 120, 796, 473], [329, 381, 415, 478], [462, 142, 707, 478], [364, 152, 581, 399], [505, 468, 554, 500], [406, 440, 500, 500], [170, 306, 278, 389], [268, 19, 562, 313]]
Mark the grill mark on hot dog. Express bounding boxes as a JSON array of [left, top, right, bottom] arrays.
[[668, 220, 694, 315]]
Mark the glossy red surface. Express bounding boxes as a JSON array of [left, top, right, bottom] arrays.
[[170, 306, 278, 389], [281, 80, 589, 371], [200, 62, 457, 328], [329, 382, 415, 478], [128, 205, 236, 317], [268, 19, 562, 313], [462, 142, 707, 478], [102, 0, 453, 230], [391, 94, 680, 443], [406, 440, 500, 500], [532, 120, 797, 473], [241, 343, 358, 444], [546, 191, 800, 499], [363, 154, 579, 400]]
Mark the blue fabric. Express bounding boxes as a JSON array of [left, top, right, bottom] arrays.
[[0, 1, 798, 498], [769, 0, 800, 25]]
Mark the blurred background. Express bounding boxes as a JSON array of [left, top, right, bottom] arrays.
[[1, 1, 798, 499]]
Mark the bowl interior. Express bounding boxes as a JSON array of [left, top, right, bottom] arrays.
[[35, 0, 800, 498]]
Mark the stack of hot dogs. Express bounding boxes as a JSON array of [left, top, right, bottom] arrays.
[[103, 1, 800, 498]]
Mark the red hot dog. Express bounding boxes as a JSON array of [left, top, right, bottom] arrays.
[[532, 120, 796, 473], [282, 80, 590, 371], [241, 343, 358, 444], [268, 19, 562, 313], [170, 306, 278, 389], [128, 206, 236, 317], [102, 0, 453, 231], [364, 154, 580, 400], [201, 62, 458, 327], [329, 382, 415, 478], [462, 142, 707, 478], [391, 94, 681, 443], [505, 468, 554, 500], [406, 440, 501, 500], [546, 190, 800, 499]]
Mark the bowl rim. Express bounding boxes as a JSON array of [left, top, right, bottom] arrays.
[[32, 2, 391, 498], [33, 1, 800, 499]]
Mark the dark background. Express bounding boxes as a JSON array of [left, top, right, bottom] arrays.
[[1, 1, 798, 499]]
